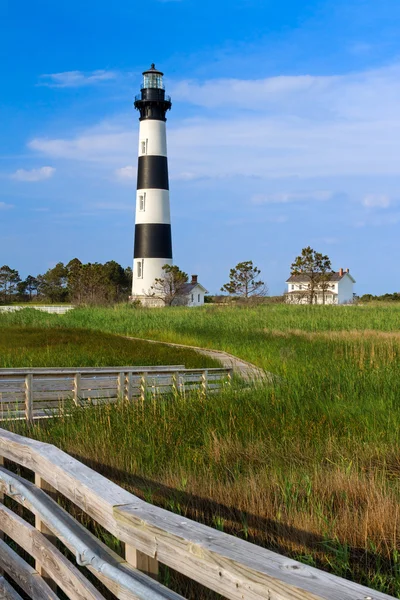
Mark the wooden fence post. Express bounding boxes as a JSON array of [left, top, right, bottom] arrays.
[[140, 372, 148, 402], [125, 544, 159, 580], [34, 474, 57, 591], [73, 373, 81, 406], [172, 371, 179, 395], [117, 372, 125, 401], [202, 370, 208, 395], [227, 368, 234, 386], [25, 373, 33, 422], [126, 372, 133, 402]]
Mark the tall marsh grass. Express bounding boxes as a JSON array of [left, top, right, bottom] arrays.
[[2, 305, 400, 595]]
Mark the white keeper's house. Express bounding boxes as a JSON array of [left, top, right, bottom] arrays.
[[285, 268, 356, 305], [181, 275, 208, 307]]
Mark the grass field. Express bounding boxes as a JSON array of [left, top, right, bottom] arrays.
[[1, 305, 400, 597], [0, 323, 219, 369]]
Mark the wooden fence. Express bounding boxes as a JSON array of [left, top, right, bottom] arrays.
[[0, 366, 233, 421], [0, 428, 394, 600], [0, 305, 74, 314]]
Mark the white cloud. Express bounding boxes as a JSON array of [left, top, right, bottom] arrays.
[[251, 191, 334, 204], [0, 202, 13, 210], [115, 165, 137, 179], [30, 128, 134, 163], [169, 64, 400, 120], [11, 166, 55, 182], [28, 63, 400, 182], [40, 70, 117, 88], [362, 194, 391, 208]]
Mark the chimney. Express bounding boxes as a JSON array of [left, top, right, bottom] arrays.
[[339, 268, 344, 277], [345, 268, 350, 273], [191, 274, 198, 284]]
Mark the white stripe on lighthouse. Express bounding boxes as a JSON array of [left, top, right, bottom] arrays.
[[138, 120, 168, 157], [135, 189, 171, 224], [133, 257, 172, 296]]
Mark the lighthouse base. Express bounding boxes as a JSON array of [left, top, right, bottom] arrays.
[[129, 295, 167, 308]]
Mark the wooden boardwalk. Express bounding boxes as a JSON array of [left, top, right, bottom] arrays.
[[0, 365, 232, 421], [125, 336, 272, 382], [0, 427, 394, 600]]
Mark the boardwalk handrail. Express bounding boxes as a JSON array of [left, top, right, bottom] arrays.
[[0, 428, 394, 600], [0, 365, 233, 421]]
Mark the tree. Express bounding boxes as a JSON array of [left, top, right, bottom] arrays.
[[103, 260, 131, 302], [37, 262, 68, 303], [221, 261, 267, 299], [0, 265, 21, 304], [24, 275, 39, 300], [290, 246, 333, 305], [150, 264, 189, 306]]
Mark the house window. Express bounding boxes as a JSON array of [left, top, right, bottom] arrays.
[[299, 285, 303, 290], [139, 193, 146, 211], [137, 260, 143, 278], [198, 294, 200, 302], [191, 294, 194, 302], [291, 285, 294, 290]]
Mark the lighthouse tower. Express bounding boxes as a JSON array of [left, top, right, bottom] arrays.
[[131, 64, 172, 303]]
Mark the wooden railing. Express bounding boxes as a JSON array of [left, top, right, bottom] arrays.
[[0, 305, 74, 314], [0, 428, 393, 600], [0, 366, 233, 421]]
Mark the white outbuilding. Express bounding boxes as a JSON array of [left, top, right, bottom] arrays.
[[286, 268, 356, 304], [181, 275, 208, 307]]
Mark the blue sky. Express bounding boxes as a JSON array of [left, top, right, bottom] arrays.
[[1, 0, 400, 295]]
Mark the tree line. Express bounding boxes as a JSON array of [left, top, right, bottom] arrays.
[[0, 260, 132, 305]]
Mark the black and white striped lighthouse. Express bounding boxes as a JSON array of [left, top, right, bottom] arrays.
[[131, 64, 173, 301]]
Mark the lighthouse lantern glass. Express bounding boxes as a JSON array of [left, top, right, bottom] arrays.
[[143, 73, 164, 89]]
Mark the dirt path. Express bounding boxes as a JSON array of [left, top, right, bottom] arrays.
[[124, 336, 273, 382]]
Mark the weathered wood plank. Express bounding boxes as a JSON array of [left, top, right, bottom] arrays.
[[0, 504, 105, 600], [125, 544, 159, 581], [0, 537, 58, 600], [34, 474, 58, 590], [0, 366, 186, 376], [33, 391, 73, 401], [0, 467, 184, 600], [24, 374, 33, 423], [0, 429, 393, 600], [74, 372, 81, 405], [0, 382, 25, 392], [0, 576, 24, 600]]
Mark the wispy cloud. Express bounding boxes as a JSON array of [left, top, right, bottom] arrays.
[[39, 70, 117, 88], [11, 166, 55, 182], [362, 194, 391, 208], [28, 63, 400, 182], [115, 165, 137, 180], [251, 191, 334, 204], [0, 202, 13, 210]]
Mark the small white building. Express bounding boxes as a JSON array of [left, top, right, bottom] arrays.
[[181, 275, 208, 307], [286, 268, 356, 305]]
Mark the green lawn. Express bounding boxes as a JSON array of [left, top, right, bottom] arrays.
[[2, 305, 400, 597]]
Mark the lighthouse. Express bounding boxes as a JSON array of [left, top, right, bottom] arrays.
[[131, 64, 173, 303]]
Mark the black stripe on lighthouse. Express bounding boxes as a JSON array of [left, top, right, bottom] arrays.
[[134, 223, 172, 259], [137, 156, 169, 190]]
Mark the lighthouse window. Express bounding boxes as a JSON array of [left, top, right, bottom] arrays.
[[141, 141, 146, 154], [139, 193, 146, 211], [137, 260, 143, 278]]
